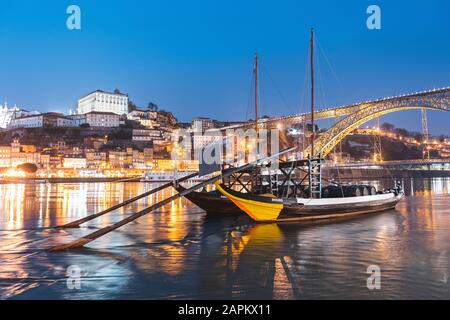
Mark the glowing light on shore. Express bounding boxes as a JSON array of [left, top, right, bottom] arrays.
[[4, 169, 26, 178]]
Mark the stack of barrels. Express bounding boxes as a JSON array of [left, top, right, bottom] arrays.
[[322, 185, 377, 198]]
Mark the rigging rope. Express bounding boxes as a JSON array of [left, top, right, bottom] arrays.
[[299, 46, 311, 152], [316, 37, 346, 105], [260, 62, 296, 115], [245, 66, 255, 121]]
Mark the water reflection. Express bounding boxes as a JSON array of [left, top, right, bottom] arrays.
[[0, 182, 198, 231], [0, 178, 449, 299]]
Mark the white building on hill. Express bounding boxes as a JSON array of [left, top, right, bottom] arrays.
[[0, 103, 40, 129], [8, 113, 73, 129], [77, 90, 128, 115]]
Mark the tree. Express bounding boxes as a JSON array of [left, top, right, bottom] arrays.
[[128, 100, 138, 112], [109, 128, 132, 140], [17, 163, 38, 174], [381, 122, 395, 132], [147, 102, 158, 112], [395, 128, 410, 137]]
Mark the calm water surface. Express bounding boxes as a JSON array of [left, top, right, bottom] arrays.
[[0, 178, 449, 299]]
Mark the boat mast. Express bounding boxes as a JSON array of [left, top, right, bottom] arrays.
[[254, 53, 259, 135], [310, 28, 315, 158]]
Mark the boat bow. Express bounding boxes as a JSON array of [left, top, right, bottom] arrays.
[[215, 181, 285, 221]]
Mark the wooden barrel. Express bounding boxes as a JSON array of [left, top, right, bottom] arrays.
[[342, 185, 362, 197], [360, 186, 369, 196], [322, 185, 344, 198], [322, 185, 376, 198], [360, 185, 377, 195], [368, 185, 377, 195]]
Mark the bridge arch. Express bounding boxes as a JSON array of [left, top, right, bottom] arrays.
[[303, 103, 450, 159]]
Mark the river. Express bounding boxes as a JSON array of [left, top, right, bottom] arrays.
[[0, 178, 449, 299]]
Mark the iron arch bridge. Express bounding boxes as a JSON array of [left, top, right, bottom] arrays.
[[220, 88, 450, 132], [302, 88, 450, 158]]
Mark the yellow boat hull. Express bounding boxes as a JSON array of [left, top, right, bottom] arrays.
[[215, 181, 403, 223], [215, 182, 283, 221]]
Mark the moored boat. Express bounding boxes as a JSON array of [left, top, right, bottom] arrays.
[[175, 184, 242, 215], [215, 181, 404, 222], [178, 29, 406, 223], [214, 29, 404, 223]]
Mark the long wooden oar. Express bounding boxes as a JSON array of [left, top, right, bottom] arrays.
[[50, 174, 221, 251], [58, 172, 199, 229], [50, 147, 296, 251]]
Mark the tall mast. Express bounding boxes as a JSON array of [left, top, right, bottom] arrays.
[[254, 53, 259, 134], [310, 28, 315, 158]]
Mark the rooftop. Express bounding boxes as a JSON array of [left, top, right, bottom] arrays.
[[79, 89, 129, 99], [193, 117, 214, 121], [12, 112, 68, 120], [85, 111, 120, 116]]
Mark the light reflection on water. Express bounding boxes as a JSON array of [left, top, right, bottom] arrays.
[[0, 178, 449, 299]]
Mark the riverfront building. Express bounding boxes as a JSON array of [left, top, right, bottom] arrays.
[[0, 139, 41, 167]]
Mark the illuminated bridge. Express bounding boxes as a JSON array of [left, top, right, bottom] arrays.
[[221, 87, 450, 159]]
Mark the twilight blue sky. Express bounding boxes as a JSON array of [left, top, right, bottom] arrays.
[[0, 0, 449, 134]]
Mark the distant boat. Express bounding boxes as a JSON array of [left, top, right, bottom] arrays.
[[142, 171, 205, 183]]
